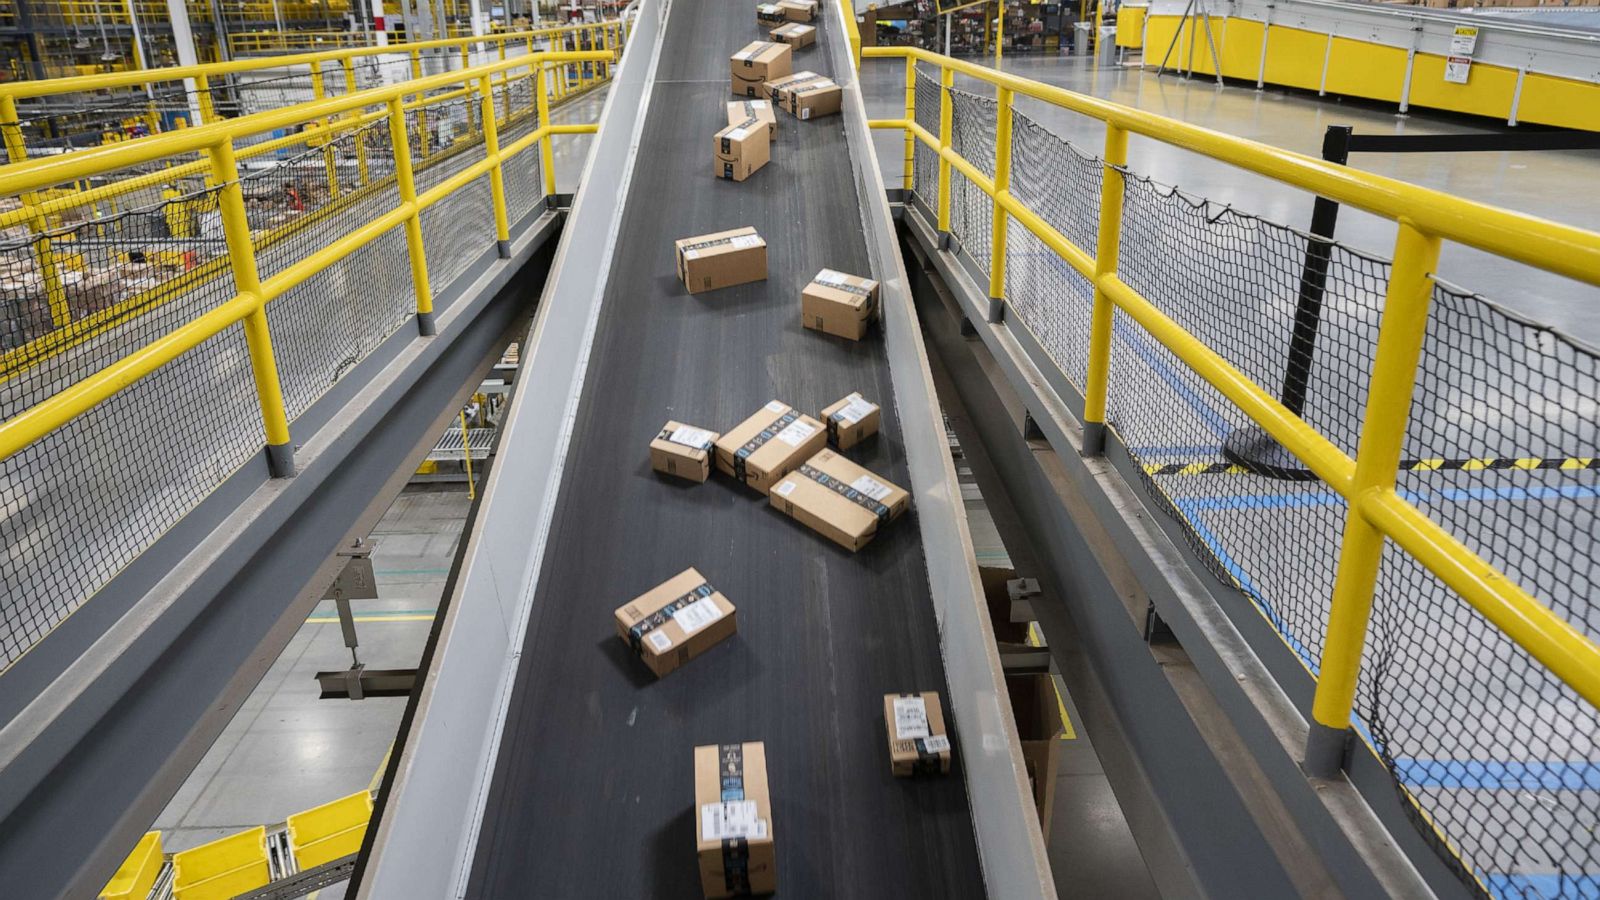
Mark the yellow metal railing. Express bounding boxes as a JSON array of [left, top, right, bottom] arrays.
[[861, 47, 1600, 769], [226, 30, 378, 55], [0, 42, 613, 478]]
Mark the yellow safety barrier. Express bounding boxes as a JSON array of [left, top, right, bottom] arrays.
[[861, 46, 1600, 770], [100, 831, 162, 900], [287, 790, 374, 869], [171, 826, 269, 900]]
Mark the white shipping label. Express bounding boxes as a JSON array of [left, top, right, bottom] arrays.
[[801, 108, 811, 121], [682, 249, 702, 260], [647, 631, 673, 653], [764, 400, 788, 414], [835, 394, 876, 424], [673, 597, 724, 635], [729, 234, 763, 250], [775, 420, 817, 447], [726, 127, 750, 141], [849, 474, 892, 503], [774, 480, 797, 497], [701, 801, 768, 841], [814, 268, 850, 288], [750, 99, 769, 110], [669, 425, 715, 450], [893, 696, 931, 740], [922, 734, 951, 753]]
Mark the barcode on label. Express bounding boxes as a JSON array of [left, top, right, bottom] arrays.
[[850, 474, 892, 502], [775, 420, 817, 447], [836, 393, 875, 424], [894, 696, 931, 740], [673, 596, 724, 635], [701, 801, 767, 841], [669, 425, 715, 450], [647, 631, 672, 653], [774, 480, 797, 497], [923, 734, 951, 753]]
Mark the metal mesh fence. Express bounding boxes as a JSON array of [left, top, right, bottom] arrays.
[[912, 61, 1600, 898]]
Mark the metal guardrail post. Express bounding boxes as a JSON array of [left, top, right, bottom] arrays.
[[902, 56, 916, 192], [1304, 221, 1442, 778], [206, 138, 295, 478], [536, 61, 557, 197], [387, 95, 436, 336], [194, 72, 216, 124], [496, 39, 510, 125], [478, 74, 512, 259], [987, 86, 1013, 324], [410, 49, 431, 158], [1081, 124, 1129, 456], [342, 57, 370, 188], [461, 44, 479, 134], [0, 94, 70, 329], [308, 65, 341, 201], [936, 65, 954, 243]]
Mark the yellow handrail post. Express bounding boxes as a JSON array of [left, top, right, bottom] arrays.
[[387, 95, 436, 336], [461, 44, 478, 134], [341, 57, 370, 188], [478, 74, 512, 258], [987, 86, 1013, 323], [194, 72, 216, 124], [1304, 221, 1442, 778], [936, 65, 954, 239], [1081, 124, 1128, 455], [409, 49, 431, 158], [207, 138, 295, 477], [460, 409, 476, 500], [0, 94, 70, 329], [536, 61, 557, 197], [496, 39, 509, 124], [901, 56, 916, 192], [308, 66, 341, 201]]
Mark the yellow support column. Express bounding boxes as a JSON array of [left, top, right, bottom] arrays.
[[936, 65, 953, 236], [536, 62, 557, 197], [207, 138, 295, 477], [0, 94, 69, 329], [410, 49, 431, 158], [194, 72, 216, 124], [308, 66, 341, 201], [1304, 221, 1442, 777], [479, 75, 512, 258], [461, 44, 478, 134], [496, 39, 510, 125], [1081, 124, 1128, 455], [902, 56, 916, 192], [387, 96, 436, 335], [601, 24, 613, 80], [987, 86, 1012, 323], [342, 57, 370, 187], [460, 410, 477, 499]]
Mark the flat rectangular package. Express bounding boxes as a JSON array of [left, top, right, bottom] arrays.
[[883, 692, 953, 776], [769, 22, 816, 48], [769, 448, 909, 551], [787, 77, 841, 120], [801, 268, 879, 340], [694, 742, 777, 897], [713, 400, 827, 494], [778, 0, 818, 21], [763, 70, 823, 106], [730, 41, 792, 98], [714, 117, 770, 182], [756, 2, 787, 26], [614, 568, 737, 678], [726, 98, 777, 141], [676, 227, 767, 294], [651, 420, 721, 482], [821, 392, 880, 450]]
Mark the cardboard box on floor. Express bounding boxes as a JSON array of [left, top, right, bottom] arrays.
[[769, 22, 816, 48], [676, 227, 767, 294], [651, 420, 720, 482], [821, 392, 879, 450], [802, 269, 878, 341], [778, 0, 819, 21], [756, 2, 787, 26], [769, 448, 909, 551], [764, 70, 823, 106], [787, 78, 841, 120], [979, 565, 1031, 644], [714, 116, 770, 182], [726, 99, 777, 142], [695, 742, 777, 898], [730, 41, 792, 98], [714, 400, 827, 494], [1007, 672, 1065, 834], [883, 692, 953, 776], [614, 568, 737, 678]]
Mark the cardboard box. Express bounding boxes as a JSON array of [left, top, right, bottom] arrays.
[[756, 3, 788, 26], [769, 22, 817, 48], [614, 568, 737, 678], [1008, 673, 1066, 834], [695, 742, 777, 898], [802, 268, 878, 341], [769, 448, 909, 551], [764, 70, 823, 105], [779, 0, 819, 21], [821, 392, 880, 450], [714, 117, 771, 182], [730, 41, 792, 98], [676, 227, 768, 294], [726, 98, 778, 142], [787, 77, 841, 120], [714, 400, 828, 494], [883, 692, 953, 776], [651, 420, 720, 482]]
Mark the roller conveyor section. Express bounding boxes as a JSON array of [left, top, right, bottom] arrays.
[[463, 4, 986, 897]]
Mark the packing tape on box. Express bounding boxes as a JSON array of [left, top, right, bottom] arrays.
[[796, 463, 892, 522], [912, 736, 949, 775], [734, 42, 779, 64], [679, 233, 762, 267], [814, 269, 876, 314], [721, 117, 759, 153], [732, 408, 800, 485], [720, 743, 751, 894], [626, 581, 714, 654]]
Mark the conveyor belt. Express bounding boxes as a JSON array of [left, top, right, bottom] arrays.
[[464, 3, 985, 897]]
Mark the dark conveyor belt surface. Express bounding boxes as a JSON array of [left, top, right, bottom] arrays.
[[466, 3, 985, 897]]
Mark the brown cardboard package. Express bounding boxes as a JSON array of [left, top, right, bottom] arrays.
[[779, 0, 819, 21], [714, 117, 771, 182], [726, 98, 778, 141], [614, 568, 737, 678], [787, 78, 841, 120], [769, 448, 909, 551], [764, 70, 824, 105], [730, 41, 792, 98], [769, 22, 817, 48], [883, 692, 953, 776], [821, 391, 880, 450], [801, 268, 879, 340], [714, 400, 827, 494], [676, 227, 768, 294], [651, 420, 721, 482], [1008, 673, 1066, 833], [756, 2, 787, 26], [694, 742, 777, 898]]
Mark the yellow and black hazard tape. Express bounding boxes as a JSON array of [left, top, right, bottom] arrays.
[[1144, 457, 1600, 476]]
